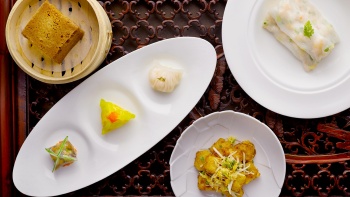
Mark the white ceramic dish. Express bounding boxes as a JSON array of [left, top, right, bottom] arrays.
[[222, 0, 350, 118], [12, 37, 217, 196], [170, 111, 285, 197]]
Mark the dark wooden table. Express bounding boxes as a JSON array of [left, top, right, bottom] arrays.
[[2, 0, 350, 196]]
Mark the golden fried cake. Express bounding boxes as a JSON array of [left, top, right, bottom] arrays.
[[22, 0, 84, 63]]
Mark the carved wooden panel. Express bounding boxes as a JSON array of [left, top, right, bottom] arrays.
[[2, 0, 350, 196]]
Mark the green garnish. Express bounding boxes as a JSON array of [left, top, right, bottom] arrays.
[[304, 20, 314, 38], [200, 156, 205, 162], [276, 15, 282, 23], [45, 148, 76, 162], [53, 136, 67, 172], [157, 77, 166, 82], [324, 47, 330, 52], [309, 55, 314, 61]]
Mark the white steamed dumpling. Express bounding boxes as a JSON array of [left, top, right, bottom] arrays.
[[149, 62, 183, 93]]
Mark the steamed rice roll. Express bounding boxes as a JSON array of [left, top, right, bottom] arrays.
[[263, 15, 317, 71], [264, 0, 339, 70]]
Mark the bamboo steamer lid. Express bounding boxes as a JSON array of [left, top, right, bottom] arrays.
[[6, 0, 112, 84]]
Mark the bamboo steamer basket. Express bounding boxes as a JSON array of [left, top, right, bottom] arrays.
[[6, 0, 112, 84]]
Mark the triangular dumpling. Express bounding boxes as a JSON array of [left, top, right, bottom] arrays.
[[100, 99, 135, 135]]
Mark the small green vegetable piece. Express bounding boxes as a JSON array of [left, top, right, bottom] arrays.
[[157, 77, 166, 82], [228, 136, 236, 145], [304, 20, 314, 38], [309, 55, 314, 61], [324, 47, 330, 52]]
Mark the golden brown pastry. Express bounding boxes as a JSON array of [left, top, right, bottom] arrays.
[[22, 0, 84, 63]]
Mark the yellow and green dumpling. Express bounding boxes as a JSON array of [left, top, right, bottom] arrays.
[[100, 99, 135, 135]]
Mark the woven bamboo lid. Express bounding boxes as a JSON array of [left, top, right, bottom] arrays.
[[6, 0, 112, 84]]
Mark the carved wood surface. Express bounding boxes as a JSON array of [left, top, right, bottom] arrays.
[[2, 0, 350, 196]]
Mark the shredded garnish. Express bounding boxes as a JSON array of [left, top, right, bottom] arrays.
[[213, 147, 224, 159], [243, 152, 246, 170], [200, 156, 205, 162], [194, 137, 260, 197], [228, 180, 234, 195], [228, 136, 236, 144]]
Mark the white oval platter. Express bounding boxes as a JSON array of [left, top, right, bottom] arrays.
[[13, 37, 217, 196], [170, 111, 286, 197]]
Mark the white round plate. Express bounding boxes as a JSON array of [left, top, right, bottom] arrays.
[[222, 0, 350, 118], [170, 111, 285, 197], [12, 37, 217, 197]]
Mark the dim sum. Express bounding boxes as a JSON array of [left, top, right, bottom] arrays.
[[100, 99, 135, 135]]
